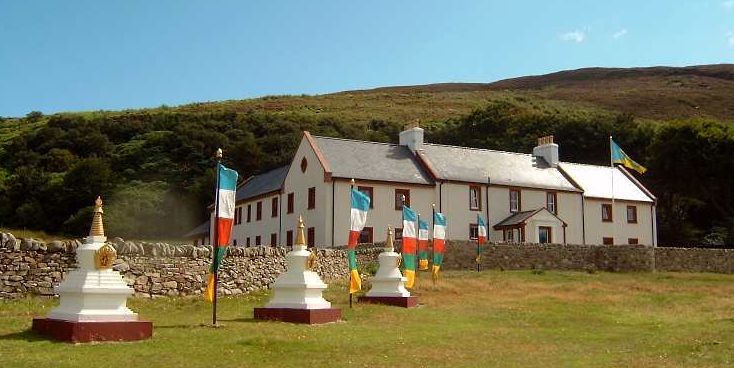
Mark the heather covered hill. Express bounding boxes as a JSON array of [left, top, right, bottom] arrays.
[[135, 64, 734, 124], [1, 64, 734, 245], [355, 64, 734, 121]]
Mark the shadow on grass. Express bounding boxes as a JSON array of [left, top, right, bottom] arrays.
[[0, 329, 54, 343], [154, 318, 259, 329], [216, 317, 259, 324]]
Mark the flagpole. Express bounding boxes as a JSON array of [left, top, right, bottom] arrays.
[[610, 136, 616, 245], [400, 194, 406, 277], [349, 178, 355, 309], [416, 212, 420, 286], [212, 148, 222, 326], [431, 203, 436, 287], [476, 231, 481, 273]]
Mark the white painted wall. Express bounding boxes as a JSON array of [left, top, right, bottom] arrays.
[[281, 137, 329, 247], [583, 198, 654, 245], [525, 210, 565, 243], [331, 180, 435, 247], [230, 193, 282, 246]]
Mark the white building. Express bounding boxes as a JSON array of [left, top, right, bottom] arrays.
[[191, 126, 656, 247]]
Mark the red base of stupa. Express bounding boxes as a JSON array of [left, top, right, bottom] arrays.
[[32, 318, 153, 343], [253, 307, 341, 324], [358, 295, 418, 308]]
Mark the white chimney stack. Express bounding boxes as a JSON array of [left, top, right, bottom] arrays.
[[399, 123, 424, 152], [533, 135, 559, 168]]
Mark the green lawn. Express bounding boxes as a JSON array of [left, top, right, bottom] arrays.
[[2, 270, 733, 367]]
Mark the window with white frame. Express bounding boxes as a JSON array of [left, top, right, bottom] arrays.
[[509, 189, 521, 213]]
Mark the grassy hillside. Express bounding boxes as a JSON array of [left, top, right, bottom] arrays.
[[362, 64, 734, 122], [157, 64, 734, 123], [1, 64, 734, 244]]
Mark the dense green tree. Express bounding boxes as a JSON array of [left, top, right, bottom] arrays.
[[1, 100, 733, 246]]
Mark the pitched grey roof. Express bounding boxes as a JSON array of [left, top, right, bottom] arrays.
[[420, 144, 580, 192], [236, 166, 289, 202], [493, 208, 567, 229], [494, 210, 538, 228], [184, 220, 210, 238], [313, 136, 433, 185], [559, 163, 654, 202]]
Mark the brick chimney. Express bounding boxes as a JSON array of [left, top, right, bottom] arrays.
[[533, 135, 559, 167], [399, 122, 424, 152]]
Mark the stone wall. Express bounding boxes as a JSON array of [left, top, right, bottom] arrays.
[[440, 241, 656, 272], [3, 231, 734, 299], [0, 233, 381, 299]]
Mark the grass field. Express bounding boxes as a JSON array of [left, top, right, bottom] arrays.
[[1, 270, 733, 367]]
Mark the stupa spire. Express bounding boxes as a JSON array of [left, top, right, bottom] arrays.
[[385, 226, 394, 251], [89, 196, 105, 237], [295, 215, 306, 246]]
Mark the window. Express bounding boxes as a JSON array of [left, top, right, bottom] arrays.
[[538, 226, 552, 244], [509, 189, 521, 213], [628, 238, 639, 245], [246, 237, 250, 247], [256, 201, 262, 221], [270, 233, 277, 246], [469, 185, 481, 211], [287, 193, 294, 214], [602, 237, 613, 245], [395, 189, 411, 210], [233, 239, 238, 246], [358, 186, 374, 208], [255, 236, 261, 246], [300, 157, 308, 173], [602, 204, 613, 222], [307, 227, 315, 247], [238, 207, 243, 224], [234, 207, 239, 225], [626, 206, 637, 223], [395, 228, 403, 240], [546, 192, 557, 214], [272, 197, 278, 218], [359, 227, 373, 244], [308, 187, 316, 210], [247, 204, 252, 223], [286, 230, 293, 246], [469, 224, 479, 240]]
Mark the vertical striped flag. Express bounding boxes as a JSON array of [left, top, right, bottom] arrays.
[[418, 219, 429, 270], [205, 163, 238, 302], [477, 214, 487, 245], [476, 214, 487, 266], [347, 188, 370, 293], [402, 205, 417, 288], [432, 211, 447, 278]]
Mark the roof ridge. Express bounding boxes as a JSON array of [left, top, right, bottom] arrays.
[[423, 142, 534, 157], [559, 161, 614, 169], [312, 135, 398, 147]]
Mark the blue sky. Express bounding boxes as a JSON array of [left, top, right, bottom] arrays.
[[1, 0, 733, 117]]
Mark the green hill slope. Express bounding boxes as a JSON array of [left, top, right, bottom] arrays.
[[1, 64, 734, 245]]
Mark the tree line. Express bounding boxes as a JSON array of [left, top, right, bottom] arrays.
[[0, 101, 732, 246]]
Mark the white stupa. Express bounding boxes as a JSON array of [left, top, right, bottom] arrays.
[[254, 216, 340, 324], [360, 226, 418, 307], [33, 197, 151, 342]]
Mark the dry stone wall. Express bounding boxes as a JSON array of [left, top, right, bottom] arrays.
[[440, 241, 657, 272], [0, 233, 381, 299], [2, 232, 734, 299]]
